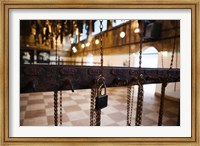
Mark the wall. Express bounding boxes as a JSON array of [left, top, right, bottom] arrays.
[[74, 45, 180, 101], [155, 51, 180, 101]]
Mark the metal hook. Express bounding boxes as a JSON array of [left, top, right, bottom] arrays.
[[158, 77, 168, 87], [112, 77, 128, 86], [128, 77, 137, 86], [112, 77, 121, 86], [32, 79, 38, 92], [62, 78, 74, 92]]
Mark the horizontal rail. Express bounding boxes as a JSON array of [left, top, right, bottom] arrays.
[[20, 65, 180, 93]]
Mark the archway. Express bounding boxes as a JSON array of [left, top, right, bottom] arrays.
[[134, 46, 158, 68], [86, 53, 94, 66], [134, 46, 158, 95]]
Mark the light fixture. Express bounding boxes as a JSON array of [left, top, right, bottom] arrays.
[[120, 31, 126, 38], [81, 44, 85, 49], [134, 28, 140, 33], [95, 39, 99, 45], [72, 46, 77, 53], [86, 42, 90, 47]]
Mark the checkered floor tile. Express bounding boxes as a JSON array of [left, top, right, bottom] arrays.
[[20, 86, 179, 126]]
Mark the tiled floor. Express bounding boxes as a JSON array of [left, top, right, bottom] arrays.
[[20, 85, 179, 126]]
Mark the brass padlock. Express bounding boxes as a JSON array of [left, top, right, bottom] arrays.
[[95, 85, 108, 110]]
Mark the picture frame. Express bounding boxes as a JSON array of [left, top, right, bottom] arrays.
[[0, 0, 199, 145]]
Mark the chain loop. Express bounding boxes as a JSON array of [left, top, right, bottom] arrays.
[[54, 90, 58, 126], [128, 21, 131, 67], [158, 20, 178, 126], [90, 21, 104, 126], [135, 79, 144, 126], [158, 81, 167, 126], [127, 85, 134, 126], [138, 25, 143, 74], [99, 20, 103, 74], [135, 21, 144, 126], [90, 75, 105, 126], [168, 21, 178, 72], [59, 90, 62, 126], [126, 21, 136, 126], [90, 88, 96, 126]]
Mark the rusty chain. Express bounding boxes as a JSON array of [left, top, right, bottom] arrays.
[[60, 90, 62, 126], [90, 20, 105, 126], [54, 90, 58, 126], [127, 85, 134, 126], [158, 20, 178, 126], [100, 20, 103, 74], [135, 21, 144, 126], [127, 20, 135, 126]]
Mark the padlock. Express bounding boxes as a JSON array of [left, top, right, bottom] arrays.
[[95, 84, 108, 110], [95, 94, 108, 110]]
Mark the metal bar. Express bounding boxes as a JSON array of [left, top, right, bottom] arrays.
[[20, 65, 180, 93]]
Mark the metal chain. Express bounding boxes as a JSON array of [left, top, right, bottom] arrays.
[[127, 86, 131, 126], [59, 90, 62, 126], [135, 80, 144, 126], [96, 110, 101, 126], [138, 25, 143, 73], [54, 90, 58, 126], [128, 20, 131, 67], [90, 20, 104, 126], [99, 20, 103, 74], [161, 40, 164, 68], [126, 20, 135, 126], [130, 87, 134, 124], [158, 20, 178, 126], [55, 38, 58, 65], [135, 21, 144, 126], [127, 85, 134, 126], [158, 81, 167, 126], [168, 21, 178, 72], [90, 81, 103, 126], [90, 88, 96, 126]]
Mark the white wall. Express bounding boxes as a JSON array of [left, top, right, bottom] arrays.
[[74, 48, 180, 100], [156, 51, 180, 100], [76, 53, 135, 67]]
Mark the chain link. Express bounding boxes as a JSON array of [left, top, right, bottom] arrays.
[[135, 80, 144, 126], [54, 90, 58, 126], [161, 40, 164, 68], [90, 21, 104, 126], [127, 85, 134, 126], [138, 25, 143, 73], [90, 76, 105, 126], [158, 81, 167, 126], [168, 21, 178, 72], [59, 90, 62, 126], [90, 88, 96, 126], [99, 20, 103, 74], [128, 21, 131, 67], [127, 86, 131, 126], [158, 20, 178, 126], [135, 21, 144, 126], [127, 21, 136, 126]]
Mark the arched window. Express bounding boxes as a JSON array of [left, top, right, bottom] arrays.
[[134, 46, 158, 68], [86, 53, 94, 66]]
